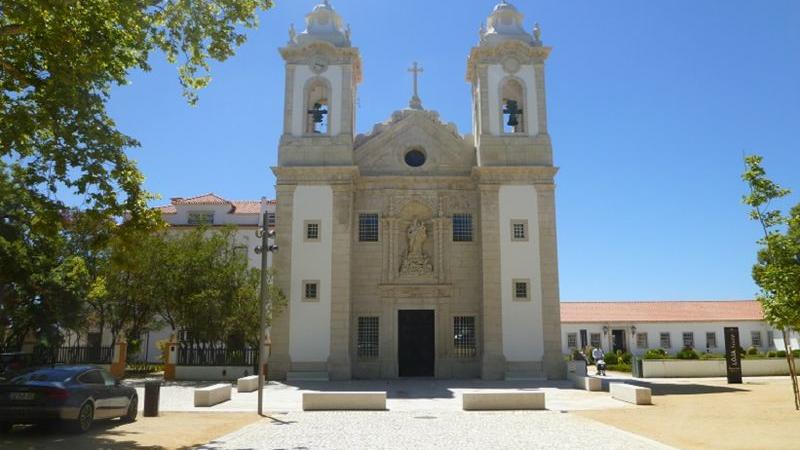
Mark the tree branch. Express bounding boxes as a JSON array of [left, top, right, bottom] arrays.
[[0, 24, 25, 37], [0, 59, 40, 88]]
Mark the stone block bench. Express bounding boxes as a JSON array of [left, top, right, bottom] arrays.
[[194, 383, 232, 407], [237, 375, 260, 393], [462, 391, 545, 410], [573, 375, 603, 392], [610, 383, 651, 405], [302, 392, 386, 411]]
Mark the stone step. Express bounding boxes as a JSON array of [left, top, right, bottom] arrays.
[[287, 371, 330, 381]]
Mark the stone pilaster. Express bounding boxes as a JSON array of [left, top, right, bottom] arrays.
[[534, 63, 548, 136], [537, 183, 564, 379], [268, 183, 296, 380], [328, 182, 354, 380], [478, 184, 505, 379]]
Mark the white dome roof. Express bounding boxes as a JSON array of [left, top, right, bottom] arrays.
[[480, 1, 539, 47], [293, 1, 351, 48]]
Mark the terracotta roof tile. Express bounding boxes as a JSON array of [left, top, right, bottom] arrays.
[[173, 193, 230, 205], [560, 300, 763, 323], [155, 193, 273, 215], [231, 201, 261, 214]]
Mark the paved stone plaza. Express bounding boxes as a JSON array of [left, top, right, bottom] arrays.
[[196, 410, 675, 450]]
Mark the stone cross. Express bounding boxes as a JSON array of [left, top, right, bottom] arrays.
[[408, 61, 424, 110]]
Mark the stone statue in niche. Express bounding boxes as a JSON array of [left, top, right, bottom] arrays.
[[400, 219, 433, 275]]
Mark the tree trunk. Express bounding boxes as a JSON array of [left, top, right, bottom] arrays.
[[782, 329, 800, 410]]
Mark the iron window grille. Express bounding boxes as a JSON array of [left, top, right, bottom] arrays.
[[751, 331, 762, 347], [304, 282, 318, 300], [706, 332, 717, 349], [513, 280, 529, 300], [359, 214, 379, 242], [567, 333, 578, 350], [452, 214, 473, 242], [511, 220, 528, 241], [305, 222, 320, 241], [188, 212, 214, 225], [682, 332, 694, 348], [660, 332, 671, 349], [590, 333, 602, 348], [636, 333, 648, 349], [453, 316, 477, 358], [357, 316, 379, 359]]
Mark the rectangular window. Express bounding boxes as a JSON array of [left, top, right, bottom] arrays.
[[511, 220, 528, 241], [636, 333, 648, 349], [567, 333, 578, 350], [358, 214, 379, 242], [357, 316, 379, 359], [452, 214, 473, 242], [706, 332, 717, 349], [304, 221, 320, 242], [303, 281, 319, 301], [682, 332, 694, 349], [513, 279, 530, 301], [590, 333, 602, 349], [266, 212, 276, 227], [188, 212, 214, 225], [453, 316, 477, 358], [751, 331, 762, 347], [660, 332, 671, 349]]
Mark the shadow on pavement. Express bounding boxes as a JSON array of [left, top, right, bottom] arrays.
[[593, 376, 749, 396]]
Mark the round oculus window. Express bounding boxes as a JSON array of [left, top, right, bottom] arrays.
[[404, 149, 426, 167]]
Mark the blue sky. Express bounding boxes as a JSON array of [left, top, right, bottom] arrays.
[[105, 0, 800, 301]]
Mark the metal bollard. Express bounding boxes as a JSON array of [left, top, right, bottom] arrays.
[[144, 380, 161, 417]]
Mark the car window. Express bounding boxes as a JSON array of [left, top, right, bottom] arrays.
[[78, 370, 105, 385], [8, 369, 74, 384], [99, 370, 117, 387]]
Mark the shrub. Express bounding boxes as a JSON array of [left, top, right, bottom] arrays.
[[793, 350, 800, 358], [767, 350, 778, 358], [746, 346, 760, 356], [606, 363, 632, 373], [604, 352, 619, 365], [618, 351, 632, 365], [643, 348, 669, 360], [676, 347, 700, 360], [571, 349, 588, 362], [777, 350, 787, 358], [700, 352, 725, 360]]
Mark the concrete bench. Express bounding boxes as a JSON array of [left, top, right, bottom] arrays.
[[573, 375, 603, 392], [237, 375, 260, 393], [610, 383, 651, 405], [194, 383, 232, 407], [302, 392, 386, 411], [462, 391, 546, 411]]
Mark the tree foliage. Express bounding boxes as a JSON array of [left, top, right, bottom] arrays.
[[1, 0, 272, 349], [742, 154, 800, 410]]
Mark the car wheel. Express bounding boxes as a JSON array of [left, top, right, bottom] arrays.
[[122, 395, 138, 422], [0, 422, 12, 434], [71, 402, 94, 433]]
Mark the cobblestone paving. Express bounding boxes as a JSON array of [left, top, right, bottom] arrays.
[[197, 410, 676, 450]]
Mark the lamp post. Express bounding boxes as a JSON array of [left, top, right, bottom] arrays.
[[255, 210, 278, 416]]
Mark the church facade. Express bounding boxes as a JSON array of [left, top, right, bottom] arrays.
[[270, 1, 563, 380]]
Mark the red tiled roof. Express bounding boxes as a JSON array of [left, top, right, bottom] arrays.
[[155, 193, 271, 215], [560, 300, 764, 323]]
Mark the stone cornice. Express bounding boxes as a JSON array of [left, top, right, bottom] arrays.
[[472, 166, 559, 184], [356, 176, 475, 191], [378, 283, 453, 298], [466, 41, 552, 82], [272, 166, 359, 184], [279, 42, 363, 84]]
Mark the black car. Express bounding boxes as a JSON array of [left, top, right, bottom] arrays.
[[0, 365, 138, 433]]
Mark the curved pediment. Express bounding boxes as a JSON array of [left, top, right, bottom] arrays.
[[354, 109, 476, 176]]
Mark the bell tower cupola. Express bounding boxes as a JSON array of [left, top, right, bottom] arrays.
[[279, 1, 362, 166], [467, 1, 552, 167]]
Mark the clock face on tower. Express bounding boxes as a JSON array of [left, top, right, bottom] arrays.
[[311, 59, 329, 74]]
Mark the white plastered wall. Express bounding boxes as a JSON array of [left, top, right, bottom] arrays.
[[487, 64, 539, 136], [560, 321, 789, 355], [499, 185, 544, 361], [290, 65, 343, 137], [289, 185, 333, 362]]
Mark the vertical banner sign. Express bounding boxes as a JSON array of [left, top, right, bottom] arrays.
[[724, 327, 743, 384]]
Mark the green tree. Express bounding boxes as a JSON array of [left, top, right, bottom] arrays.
[[1, 0, 272, 345], [742, 155, 800, 410]]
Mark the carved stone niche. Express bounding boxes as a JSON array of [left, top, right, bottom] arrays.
[[384, 200, 439, 283]]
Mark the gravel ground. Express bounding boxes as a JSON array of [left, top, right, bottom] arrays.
[[197, 410, 676, 450]]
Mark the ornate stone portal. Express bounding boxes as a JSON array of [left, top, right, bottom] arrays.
[[400, 219, 433, 275]]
